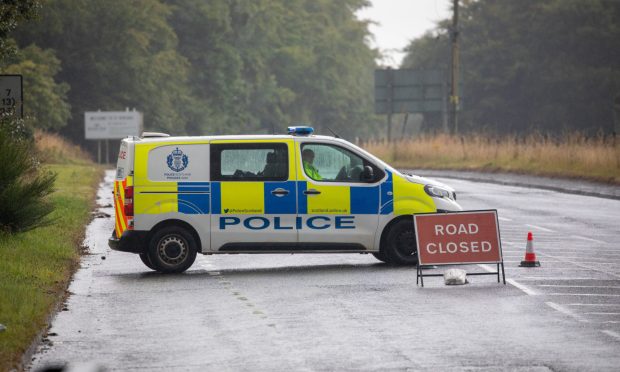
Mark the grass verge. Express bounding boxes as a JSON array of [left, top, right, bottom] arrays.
[[0, 163, 102, 371], [363, 133, 620, 184]]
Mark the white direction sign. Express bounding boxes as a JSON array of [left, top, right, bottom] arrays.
[[84, 111, 142, 139]]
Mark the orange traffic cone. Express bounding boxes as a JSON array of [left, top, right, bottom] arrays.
[[519, 232, 540, 267]]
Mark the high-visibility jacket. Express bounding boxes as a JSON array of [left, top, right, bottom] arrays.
[[303, 161, 322, 180]]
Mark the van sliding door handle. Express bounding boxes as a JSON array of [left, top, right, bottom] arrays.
[[304, 189, 321, 195], [271, 188, 290, 197]]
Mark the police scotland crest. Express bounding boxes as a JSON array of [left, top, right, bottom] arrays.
[[167, 147, 189, 172]]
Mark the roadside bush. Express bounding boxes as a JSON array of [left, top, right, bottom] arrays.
[[0, 114, 56, 233]]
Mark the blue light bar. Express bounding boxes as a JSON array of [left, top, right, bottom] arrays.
[[287, 126, 314, 136]]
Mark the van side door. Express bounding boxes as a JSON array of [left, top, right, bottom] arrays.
[[209, 140, 297, 251]]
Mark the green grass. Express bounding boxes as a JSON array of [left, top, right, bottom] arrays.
[[0, 163, 101, 371]]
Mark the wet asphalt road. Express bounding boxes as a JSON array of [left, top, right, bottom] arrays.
[[30, 171, 620, 371]]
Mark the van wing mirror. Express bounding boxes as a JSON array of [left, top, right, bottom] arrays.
[[361, 165, 374, 182]]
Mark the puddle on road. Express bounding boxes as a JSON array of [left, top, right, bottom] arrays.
[[82, 170, 115, 257]]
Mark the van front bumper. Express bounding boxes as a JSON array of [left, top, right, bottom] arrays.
[[108, 230, 148, 254]]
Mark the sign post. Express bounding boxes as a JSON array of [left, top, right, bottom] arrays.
[[413, 210, 505, 287], [0, 75, 23, 118], [84, 110, 143, 164], [374, 69, 453, 140]]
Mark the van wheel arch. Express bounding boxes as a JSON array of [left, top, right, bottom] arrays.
[[148, 219, 202, 253]]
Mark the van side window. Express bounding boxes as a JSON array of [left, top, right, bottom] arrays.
[[301, 143, 384, 183], [211, 143, 288, 181]]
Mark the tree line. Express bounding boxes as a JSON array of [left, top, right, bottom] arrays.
[[2, 0, 379, 145], [402, 0, 620, 135]]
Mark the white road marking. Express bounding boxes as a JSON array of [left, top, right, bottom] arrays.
[[476, 264, 536, 295], [527, 256, 620, 261], [584, 312, 620, 315], [521, 277, 611, 280], [524, 224, 555, 232], [507, 279, 539, 295], [548, 293, 620, 297], [498, 217, 512, 222], [537, 285, 620, 289], [601, 330, 620, 341], [525, 246, 620, 252], [537, 251, 620, 279], [545, 301, 589, 322], [510, 267, 601, 270], [570, 235, 606, 244], [567, 303, 620, 307]]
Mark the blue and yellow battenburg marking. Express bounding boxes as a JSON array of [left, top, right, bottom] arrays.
[[131, 172, 396, 217], [131, 169, 435, 231]]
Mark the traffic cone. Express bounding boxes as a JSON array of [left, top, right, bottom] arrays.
[[519, 232, 540, 267]]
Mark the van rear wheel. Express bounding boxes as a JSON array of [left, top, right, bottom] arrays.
[[384, 219, 418, 265], [147, 226, 197, 273], [139, 253, 156, 270]]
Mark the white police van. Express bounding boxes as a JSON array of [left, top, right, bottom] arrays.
[[109, 126, 462, 273]]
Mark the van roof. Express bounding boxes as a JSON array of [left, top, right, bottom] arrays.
[[125, 134, 345, 144]]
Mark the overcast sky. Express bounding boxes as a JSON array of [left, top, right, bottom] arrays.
[[356, 0, 451, 67]]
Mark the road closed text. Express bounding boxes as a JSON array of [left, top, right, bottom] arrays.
[[427, 223, 492, 254], [415, 211, 502, 265]]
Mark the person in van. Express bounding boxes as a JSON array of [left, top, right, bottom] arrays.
[[302, 148, 321, 180]]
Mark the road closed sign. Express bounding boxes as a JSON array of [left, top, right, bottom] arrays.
[[414, 210, 502, 266]]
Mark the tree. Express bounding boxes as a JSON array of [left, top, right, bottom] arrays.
[[402, 0, 620, 134], [1, 44, 71, 130], [15, 0, 193, 142], [0, 0, 40, 60], [16, 0, 381, 141], [167, 0, 379, 138], [0, 115, 56, 233]]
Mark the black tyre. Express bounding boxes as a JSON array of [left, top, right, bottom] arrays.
[[372, 252, 392, 264], [139, 253, 156, 270], [147, 226, 197, 273], [384, 219, 418, 265]]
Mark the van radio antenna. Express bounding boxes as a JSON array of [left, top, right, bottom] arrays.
[[326, 126, 341, 138]]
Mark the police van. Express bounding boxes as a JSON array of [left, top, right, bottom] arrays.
[[109, 126, 462, 273]]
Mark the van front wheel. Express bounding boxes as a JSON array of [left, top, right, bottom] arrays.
[[384, 219, 418, 265], [147, 226, 197, 273]]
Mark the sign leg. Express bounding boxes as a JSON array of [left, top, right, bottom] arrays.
[[497, 263, 500, 283], [420, 266, 424, 287], [501, 261, 506, 285], [97, 140, 101, 164]]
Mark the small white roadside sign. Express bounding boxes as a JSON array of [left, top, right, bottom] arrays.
[[84, 111, 142, 139]]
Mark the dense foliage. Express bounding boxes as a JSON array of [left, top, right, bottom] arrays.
[[0, 115, 56, 233], [10, 0, 378, 142], [0, 2, 57, 234], [402, 0, 620, 134]]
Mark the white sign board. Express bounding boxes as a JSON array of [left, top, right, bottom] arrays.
[[0, 75, 23, 118], [84, 111, 142, 139]]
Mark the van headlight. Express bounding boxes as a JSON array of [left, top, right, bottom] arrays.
[[424, 184, 452, 199]]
